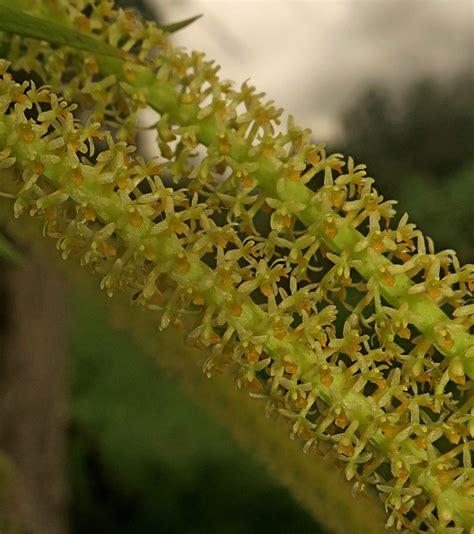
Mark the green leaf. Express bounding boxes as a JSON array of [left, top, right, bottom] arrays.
[[0, 4, 132, 62], [160, 14, 202, 34], [0, 231, 23, 265]]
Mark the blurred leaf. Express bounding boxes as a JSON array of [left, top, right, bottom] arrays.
[[0, 4, 133, 62], [0, 231, 23, 265], [397, 162, 474, 261], [69, 295, 321, 533], [161, 14, 202, 34], [337, 73, 472, 262], [0, 450, 14, 498]]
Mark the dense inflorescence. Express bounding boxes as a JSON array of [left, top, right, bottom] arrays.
[[0, 1, 473, 532]]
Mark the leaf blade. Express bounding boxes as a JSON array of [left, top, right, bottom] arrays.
[[0, 5, 130, 61], [160, 14, 202, 34]]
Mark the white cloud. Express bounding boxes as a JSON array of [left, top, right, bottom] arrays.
[[147, 0, 471, 141]]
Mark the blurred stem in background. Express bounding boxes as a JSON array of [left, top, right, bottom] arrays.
[[0, 258, 69, 534]]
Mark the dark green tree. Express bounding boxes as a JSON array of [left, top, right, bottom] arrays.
[[337, 73, 473, 260]]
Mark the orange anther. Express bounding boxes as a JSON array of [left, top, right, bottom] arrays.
[[335, 414, 347, 428], [219, 141, 230, 155], [178, 259, 190, 274], [148, 165, 162, 175], [398, 252, 411, 262], [262, 146, 275, 157], [84, 207, 96, 221], [325, 225, 337, 239], [230, 304, 242, 317], [131, 212, 143, 228], [33, 162, 44, 175], [192, 295, 204, 306], [123, 66, 137, 82], [215, 236, 227, 248], [452, 374, 465, 385], [78, 15, 90, 31], [381, 423, 395, 437], [44, 209, 54, 221], [171, 316, 184, 330], [288, 170, 300, 182], [417, 373, 431, 383], [215, 102, 226, 117], [117, 176, 128, 190], [366, 202, 378, 212], [320, 372, 333, 387], [98, 241, 116, 257], [295, 397, 307, 410], [399, 328, 411, 340], [247, 349, 260, 363], [260, 282, 273, 297], [340, 444, 354, 457], [382, 273, 395, 287], [172, 221, 188, 235], [221, 275, 234, 289], [372, 239, 384, 252], [416, 435, 428, 449], [15, 94, 27, 104], [71, 171, 83, 187], [428, 286, 442, 299], [22, 130, 35, 143], [445, 429, 460, 444], [436, 470, 452, 485], [274, 329, 286, 341], [331, 194, 344, 209], [246, 378, 263, 392], [440, 335, 454, 351], [284, 361, 298, 374], [209, 333, 221, 345]]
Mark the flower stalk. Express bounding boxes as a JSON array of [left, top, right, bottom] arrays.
[[0, 1, 473, 532]]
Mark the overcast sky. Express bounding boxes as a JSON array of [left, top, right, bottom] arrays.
[[146, 1, 471, 142]]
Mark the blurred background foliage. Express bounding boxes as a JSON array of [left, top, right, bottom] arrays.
[[68, 297, 319, 534], [337, 73, 473, 262], [0, 1, 471, 533]]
